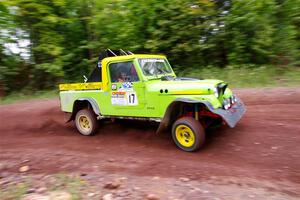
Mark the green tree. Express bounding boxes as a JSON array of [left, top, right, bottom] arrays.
[[0, 1, 24, 94], [1, 0, 300, 95], [224, 0, 276, 65], [92, 0, 217, 68], [272, 0, 300, 66], [7, 0, 97, 88]]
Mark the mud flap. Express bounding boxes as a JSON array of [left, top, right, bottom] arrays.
[[210, 97, 246, 128]]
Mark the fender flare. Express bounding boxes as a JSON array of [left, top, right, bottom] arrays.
[[77, 97, 101, 115], [67, 97, 101, 122], [156, 98, 214, 133]]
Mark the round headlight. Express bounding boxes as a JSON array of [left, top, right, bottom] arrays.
[[223, 99, 228, 109], [225, 103, 230, 110], [231, 97, 234, 104], [233, 95, 237, 102]]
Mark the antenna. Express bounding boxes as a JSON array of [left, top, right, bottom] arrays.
[[120, 49, 128, 55], [107, 49, 117, 56]]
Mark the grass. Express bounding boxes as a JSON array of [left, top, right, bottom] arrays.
[[0, 174, 85, 200], [0, 183, 28, 200], [178, 65, 300, 88], [0, 89, 58, 104], [49, 173, 85, 200]]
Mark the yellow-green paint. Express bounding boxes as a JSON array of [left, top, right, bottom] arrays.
[[59, 54, 233, 119]]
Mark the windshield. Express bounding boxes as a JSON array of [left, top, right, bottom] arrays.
[[138, 58, 172, 76]]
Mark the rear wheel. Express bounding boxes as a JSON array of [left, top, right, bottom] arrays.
[[172, 117, 205, 152], [75, 109, 98, 136]]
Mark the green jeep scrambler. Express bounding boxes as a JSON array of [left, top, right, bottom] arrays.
[[59, 49, 246, 152]]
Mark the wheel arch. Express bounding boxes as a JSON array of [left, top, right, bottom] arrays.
[[156, 98, 215, 133], [67, 98, 101, 122]]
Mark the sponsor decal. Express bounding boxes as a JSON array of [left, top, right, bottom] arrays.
[[112, 83, 117, 90], [111, 91, 127, 105], [111, 82, 138, 106], [119, 82, 133, 91]]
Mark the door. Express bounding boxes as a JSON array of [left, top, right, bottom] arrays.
[[107, 60, 146, 117]]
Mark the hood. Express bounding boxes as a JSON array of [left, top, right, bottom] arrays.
[[146, 79, 225, 95]]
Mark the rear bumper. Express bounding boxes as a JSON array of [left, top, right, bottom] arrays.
[[211, 97, 246, 128]]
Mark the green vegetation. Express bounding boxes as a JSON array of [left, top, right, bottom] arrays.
[[0, 174, 85, 200], [179, 65, 300, 88], [0, 182, 28, 200], [0, 0, 299, 95], [0, 90, 57, 104], [49, 174, 85, 199]]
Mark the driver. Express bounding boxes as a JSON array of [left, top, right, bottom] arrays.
[[117, 72, 127, 82]]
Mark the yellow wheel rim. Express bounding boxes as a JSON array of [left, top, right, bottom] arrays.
[[175, 125, 195, 147], [78, 115, 91, 132]]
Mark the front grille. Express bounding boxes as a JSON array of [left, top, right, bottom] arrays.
[[216, 83, 227, 97]]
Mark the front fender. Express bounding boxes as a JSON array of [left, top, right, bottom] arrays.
[[156, 98, 212, 133], [156, 97, 246, 133]]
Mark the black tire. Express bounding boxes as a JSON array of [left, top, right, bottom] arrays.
[[75, 109, 98, 136], [171, 117, 205, 152]]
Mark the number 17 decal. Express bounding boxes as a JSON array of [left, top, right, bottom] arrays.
[[127, 92, 138, 105]]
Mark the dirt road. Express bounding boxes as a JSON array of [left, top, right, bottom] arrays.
[[0, 88, 300, 199]]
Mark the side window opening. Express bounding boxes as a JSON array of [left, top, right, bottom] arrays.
[[87, 66, 102, 82], [109, 61, 139, 83]]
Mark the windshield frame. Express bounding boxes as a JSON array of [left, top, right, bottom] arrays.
[[137, 58, 175, 80]]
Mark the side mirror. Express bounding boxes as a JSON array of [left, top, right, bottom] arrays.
[[83, 75, 88, 83]]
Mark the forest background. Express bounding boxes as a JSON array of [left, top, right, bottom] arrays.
[[0, 0, 299, 100]]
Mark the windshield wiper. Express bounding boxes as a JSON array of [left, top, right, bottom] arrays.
[[161, 75, 174, 81], [148, 77, 161, 81]]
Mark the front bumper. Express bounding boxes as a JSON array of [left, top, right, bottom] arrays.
[[211, 97, 246, 128]]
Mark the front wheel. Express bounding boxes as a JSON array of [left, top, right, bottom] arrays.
[[172, 117, 205, 152], [75, 109, 98, 136]]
